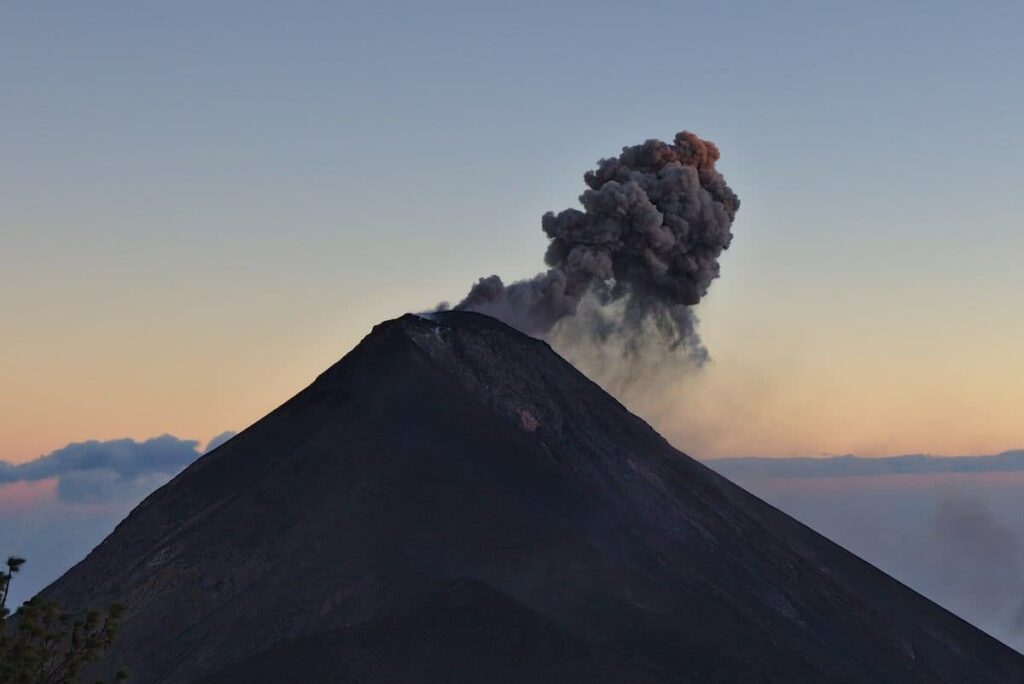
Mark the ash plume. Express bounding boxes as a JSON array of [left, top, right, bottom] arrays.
[[454, 131, 739, 361]]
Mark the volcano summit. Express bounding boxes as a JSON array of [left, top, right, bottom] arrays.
[[42, 312, 1024, 682]]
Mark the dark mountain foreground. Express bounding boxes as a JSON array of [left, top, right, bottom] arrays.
[[195, 578, 657, 684], [43, 312, 1024, 682]]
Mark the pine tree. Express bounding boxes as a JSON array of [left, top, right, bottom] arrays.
[[0, 557, 128, 684]]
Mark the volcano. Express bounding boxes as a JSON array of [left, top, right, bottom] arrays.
[[43, 312, 1024, 682]]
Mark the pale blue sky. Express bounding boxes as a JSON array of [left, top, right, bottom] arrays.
[[3, 1, 1023, 460]]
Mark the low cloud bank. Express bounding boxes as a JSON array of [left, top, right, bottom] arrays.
[[709, 450, 1024, 479], [708, 453, 1024, 654], [0, 433, 234, 503], [0, 432, 232, 607], [2, 435, 197, 501]]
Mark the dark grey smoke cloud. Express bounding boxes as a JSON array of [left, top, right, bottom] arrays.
[[455, 131, 739, 360]]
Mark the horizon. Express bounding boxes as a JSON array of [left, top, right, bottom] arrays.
[[5, 349, 1024, 654], [7, 312, 1022, 679]]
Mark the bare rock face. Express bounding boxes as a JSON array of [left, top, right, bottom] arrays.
[[43, 312, 1024, 683]]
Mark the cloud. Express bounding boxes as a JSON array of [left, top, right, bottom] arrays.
[[1014, 603, 1024, 634], [707, 450, 1024, 479], [0, 434, 213, 503], [55, 469, 174, 505], [1, 433, 226, 608], [713, 456, 1024, 654], [204, 431, 237, 454], [926, 494, 1023, 621]]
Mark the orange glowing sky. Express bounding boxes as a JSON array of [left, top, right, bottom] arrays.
[[5, 244, 1024, 464]]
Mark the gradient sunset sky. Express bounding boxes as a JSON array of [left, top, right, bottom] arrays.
[[4, 2, 1023, 463]]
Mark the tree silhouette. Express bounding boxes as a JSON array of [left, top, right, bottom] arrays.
[[0, 557, 127, 684]]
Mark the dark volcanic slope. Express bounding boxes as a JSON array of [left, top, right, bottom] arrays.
[[196, 578, 658, 684], [44, 312, 1024, 683]]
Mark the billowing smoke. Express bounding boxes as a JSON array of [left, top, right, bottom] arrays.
[[455, 131, 739, 361]]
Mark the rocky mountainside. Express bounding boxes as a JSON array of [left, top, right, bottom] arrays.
[[43, 311, 1024, 682]]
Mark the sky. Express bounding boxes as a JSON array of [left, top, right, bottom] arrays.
[[4, 1, 1024, 463]]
